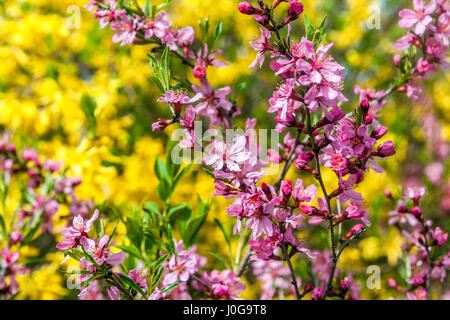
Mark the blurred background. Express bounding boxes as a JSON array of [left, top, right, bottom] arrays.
[[0, 0, 448, 299]]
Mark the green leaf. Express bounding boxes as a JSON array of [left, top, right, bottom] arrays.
[[115, 244, 142, 260], [214, 218, 233, 264], [94, 218, 104, 239], [154, 157, 171, 182], [118, 274, 146, 296], [20, 217, 44, 248], [209, 250, 231, 269], [80, 93, 97, 137], [107, 221, 121, 247], [161, 280, 180, 294], [151, 254, 168, 274], [161, 46, 171, 91], [151, 266, 165, 290], [84, 274, 104, 288]]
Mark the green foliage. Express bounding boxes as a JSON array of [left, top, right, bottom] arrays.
[[80, 93, 97, 137]]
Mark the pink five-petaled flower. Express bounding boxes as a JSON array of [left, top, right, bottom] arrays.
[[203, 136, 250, 172], [1, 248, 19, 268], [81, 235, 126, 266], [110, 14, 139, 46], [157, 90, 202, 115], [94, 0, 126, 29], [163, 242, 201, 286], [431, 227, 448, 245], [140, 10, 171, 39], [249, 28, 273, 68], [398, 0, 437, 35], [56, 209, 99, 250], [292, 178, 317, 203], [129, 268, 148, 292], [192, 79, 233, 127]]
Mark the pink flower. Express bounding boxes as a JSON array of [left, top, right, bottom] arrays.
[[431, 227, 448, 245], [56, 209, 99, 250], [140, 11, 171, 39], [393, 33, 419, 51], [81, 235, 126, 266], [110, 14, 139, 46], [406, 287, 427, 300], [157, 90, 202, 108], [203, 136, 250, 172], [94, 0, 126, 29], [311, 287, 323, 300], [163, 240, 202, 286], [192, 79, 233, 127], [1, 248, 19, 268], [249, 28, 273, 68], [129, 268, 148, 291], [292, 179, 317, 203], [196, 270, 245, 300], [398, 0, 437, 35], [107, 286, 121, 300]]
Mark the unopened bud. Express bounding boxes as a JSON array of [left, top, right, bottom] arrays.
[[238, 1, 263, 15]]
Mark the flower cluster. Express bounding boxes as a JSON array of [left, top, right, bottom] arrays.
[[387, 186, 449, 300]]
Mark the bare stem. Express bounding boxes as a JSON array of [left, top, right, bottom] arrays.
[[281, 242, 301, 300]]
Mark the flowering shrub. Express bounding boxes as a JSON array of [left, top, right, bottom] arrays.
[[0, 0, 449, 300]]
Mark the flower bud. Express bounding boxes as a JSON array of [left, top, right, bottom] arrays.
[[376, 140, 396, 157], [280, 180, 293, 197], [304, 284, 313, 294], [371, 126, 387, 140], [411, 206, 422, 218], [311, 287, 323, 300], [388, 278, 397, 288], [360, 99, 370, 112], [344, 223, 365, 240], [384, 189, 392, 198], [393, 54, 401, 67], [152, 119, 170, 131], [238, 1, 262, 15], [364, 115, 373, 124], [288, 1, 304, 19], [294, 159, 314, 173], [299, 204, 318, 216]]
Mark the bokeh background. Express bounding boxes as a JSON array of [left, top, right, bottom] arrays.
[[0, 0, 448, 299]]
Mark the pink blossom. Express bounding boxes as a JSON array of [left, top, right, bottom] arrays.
[[292, 179, 317, 203], [110, 14, 139, 46], [249, 28, 273, 68], [398, 0, 437, 35], [203, 136, 250, 172], [140, 11, 171, 39], [431, 227, 448, 245], [56, 209, 99, 250], [192, 79, 233, 127], [81, 235, 126, 266]]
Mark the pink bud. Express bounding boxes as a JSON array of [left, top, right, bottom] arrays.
[[311, 287, 323, 300], [411, 206, 422, 218], [281, 180, 293, 197], [377, 140, 396, 157], [393, 54, 401, 67], [345, 223, 365, 240], [388, 278, 397, 288], [371, 126, 387, 140], [364, 115, 373, 124], [360, 99, 370, 111], [238, 1, 257, 15], [288, 1, 304, 19]]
